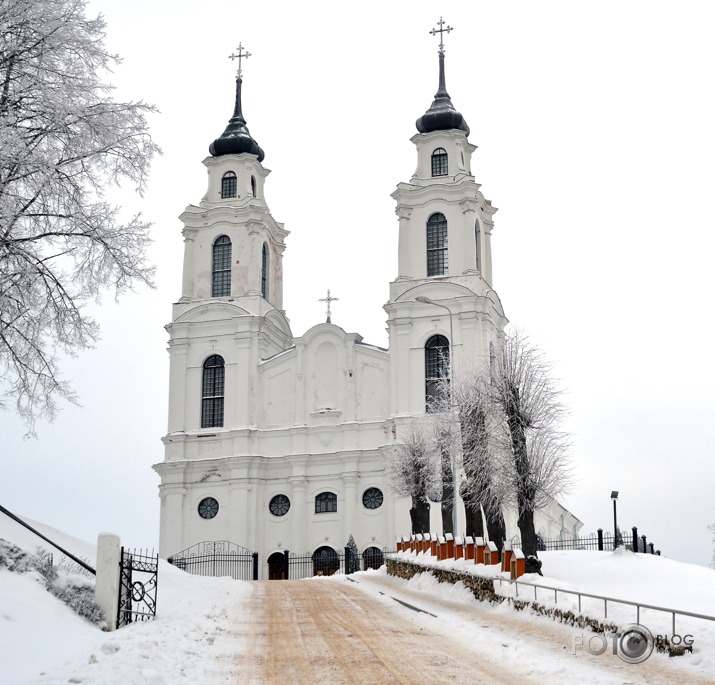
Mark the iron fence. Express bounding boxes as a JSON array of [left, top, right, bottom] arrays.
[[509, 527, 661, 555], [117, 547, 158, 628], [168, 540, 258, 580]]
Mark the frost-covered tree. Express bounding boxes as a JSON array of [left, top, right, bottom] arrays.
[[452, 375, 508, 551], [489, 330, 572, 559], [345, 534, 360, 574], [387, 420, 440, 534], [0, 0, 158, 434]]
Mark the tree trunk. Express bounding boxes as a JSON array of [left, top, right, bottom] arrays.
[[463, 498, 483, 538], [486, 506, 506, 556], [410, 496, 430, 534], [440, 475, 454, 535], [517, 506, 539, 559]]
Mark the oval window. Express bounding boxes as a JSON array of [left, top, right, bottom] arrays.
[[198, 497, 219, 519], [269, 494, 290, 516], [362, 487, 384, 510]]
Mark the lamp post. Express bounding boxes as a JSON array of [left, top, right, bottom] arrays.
[[611, 490, 619, 550], [416, 296, 457, 536]]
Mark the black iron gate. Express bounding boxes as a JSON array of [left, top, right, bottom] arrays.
[[168, 540, 258, 580], [117, 547, 158, 629]]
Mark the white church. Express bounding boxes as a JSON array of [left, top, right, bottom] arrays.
[[153, 32, 581, 578]]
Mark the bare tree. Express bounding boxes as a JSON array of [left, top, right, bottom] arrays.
[[0, 0, 159, 434], [489, 330, 572, 560], [387, 420, 440, 534], [453, 375, 509, 551]]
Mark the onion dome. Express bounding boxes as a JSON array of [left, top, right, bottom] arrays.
[[416, 51, 470, 136], [209, 75, 265, 161]]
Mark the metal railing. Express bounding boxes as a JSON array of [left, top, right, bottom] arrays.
[[0, 503, 95, 575], [494, 576, 715, 635]]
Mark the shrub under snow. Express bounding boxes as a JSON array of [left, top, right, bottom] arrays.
[[0, 538, 103, 626]]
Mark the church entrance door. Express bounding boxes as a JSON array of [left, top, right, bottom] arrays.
[[268, 552, 286, 580]]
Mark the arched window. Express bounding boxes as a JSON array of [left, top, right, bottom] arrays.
[[315, 492, 337, 514], [261, 243, 269, 300], [212, 235, 231, 297], [425, 334, 450, 410], [221, 171, 237, 199], [250, 175, 257, 198], [426, 213, 448, 276], [201, 354, 225, 428], [431, 147, 448, 176]]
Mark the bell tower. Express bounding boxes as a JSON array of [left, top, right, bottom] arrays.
[[385, 20, 508, 418], [163, 48, 292, 442]]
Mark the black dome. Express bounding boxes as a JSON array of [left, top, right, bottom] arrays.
[[416, 52, 469, 136], [209, 76, 265, 161]]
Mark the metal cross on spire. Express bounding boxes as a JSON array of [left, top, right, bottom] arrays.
[[319, 289, 339, 324], [429, 17, 453, 55], [228, 43, 252, 78]]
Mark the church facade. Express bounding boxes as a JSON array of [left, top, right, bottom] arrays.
[[154, 40, 581, 577]]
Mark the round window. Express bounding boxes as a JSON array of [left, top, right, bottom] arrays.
[[362, 487, 383, 510], [269, 494, 290, 516], [198, 497, 219, 519]]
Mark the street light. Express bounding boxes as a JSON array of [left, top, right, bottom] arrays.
[[611, 491, 619, 550], [415, 296, 457, 536]]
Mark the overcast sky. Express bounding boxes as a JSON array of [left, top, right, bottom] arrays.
[[2, 1, 713, 568]]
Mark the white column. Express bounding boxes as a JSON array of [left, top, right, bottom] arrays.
[[95, 533, 121, 632]]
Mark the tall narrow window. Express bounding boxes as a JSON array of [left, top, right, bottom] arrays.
[[425, 334, 450, 410], [221, 171, 237, 198], [427, 213, 448, 276], [201, 355, 225, 428], [475, 220, 482, 271], [212, 235, 231, 297], [261, 243, 269, 300], [431, 148, 448, 176], [251, 175, 257, 198]]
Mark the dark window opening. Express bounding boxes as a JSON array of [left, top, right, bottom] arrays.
[[221, 171, 237, 199], [362, 547, 384, 570], [212, 235, 231, 297], [251, 175, 257, 198], [425, 334, 450, 411], [198, 497, 219, 519], [202, 354, 225, 428], [431, 148, 448, 176], [362, 487, 384, 510], [269, 494, 290, 516], [261, 243, 268, 300], [315, 491, 337, 514], [427, 213, 448, 276]]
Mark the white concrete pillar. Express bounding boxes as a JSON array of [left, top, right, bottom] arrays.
[[95, 533, 121, 632]]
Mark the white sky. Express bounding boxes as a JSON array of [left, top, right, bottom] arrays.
[[1, 1, 714, 567]]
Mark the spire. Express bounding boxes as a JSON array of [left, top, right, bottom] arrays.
[[209, 44, 265, 161], [415, 18, 470, 136]]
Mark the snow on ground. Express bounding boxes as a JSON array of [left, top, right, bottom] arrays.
[[1, 512, 714, 683], [0, 514, 250, 683]]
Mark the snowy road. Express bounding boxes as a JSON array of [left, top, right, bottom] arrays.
[[215, 574, 710, 685]]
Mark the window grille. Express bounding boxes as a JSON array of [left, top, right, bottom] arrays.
[[431, 148, 448, 176], [315, 492, 337, 514], [221, 171, 237, 198], [426, 213, 448, 276], [201, 355, 225, 428], [212, 235, 231, 297]]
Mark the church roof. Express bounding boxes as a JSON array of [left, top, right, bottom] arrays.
[[209, 74, 265, 161], [415, 50, 470, 136]]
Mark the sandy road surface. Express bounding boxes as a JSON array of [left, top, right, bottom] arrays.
[[221, 576, 710, 685]]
